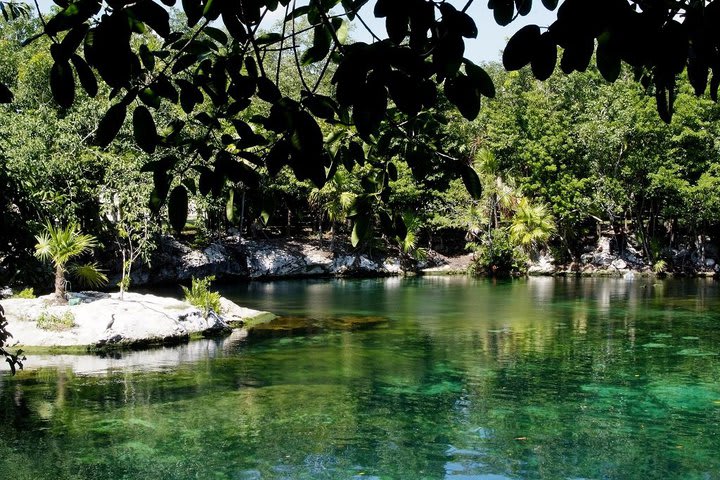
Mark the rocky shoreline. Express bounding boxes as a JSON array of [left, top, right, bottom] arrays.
[[1, 291, 275, 350], [528, 235, 719, 278], [117, 234, 718, 285]]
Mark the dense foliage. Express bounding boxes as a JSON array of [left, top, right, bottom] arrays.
[[0, 0, 714, 245], [1, 9, 720, 283]]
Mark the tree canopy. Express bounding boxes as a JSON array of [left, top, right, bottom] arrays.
[[0, 0, 715, 238]]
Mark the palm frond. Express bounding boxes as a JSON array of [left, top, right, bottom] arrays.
[[69, 262, 108, 289], [509, 198, 556, 247], [34, 232, 53, 262], [34, 222, 99, 268]]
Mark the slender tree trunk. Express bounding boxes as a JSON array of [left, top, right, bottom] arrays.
[[54, 264, 66, 303], [239, 190, 246, 239], [120, 250, 127, 301]]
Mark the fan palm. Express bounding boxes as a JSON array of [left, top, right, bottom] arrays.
[[309, 170, 356, 245], [34, 223, 107, 303], [509, 198, 556, 249]]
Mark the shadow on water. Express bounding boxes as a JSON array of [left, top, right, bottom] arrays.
[[1, 277, 720, 479]]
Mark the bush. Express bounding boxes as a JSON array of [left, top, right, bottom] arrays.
[[11, 288, 35, 299], [468, 229, 525, 277], [36, 310, 75, 331], [182, 276, 223, 318]]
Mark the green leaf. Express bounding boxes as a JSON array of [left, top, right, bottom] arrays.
[[168, 186, 189, 233], [245, 57, 258, 79], [202, 0, 219, 20], [334, 18, 349, 43], [445, 74, 480, 120], [531, 32, 557, 81], [265, 140, 290, 176], [133, 106, 157, 154], [503, 24, 541, 71], [493, 0, 514, 26], [302, 94, 336, 119], [464, 60, 495, 98], [178, 79, 203, 113], [45, 0, 99, 34], [142, 155, 179, 173], [285, 5, 310, 20], [257, 76, 281, 103], [596, 32, 621, 82], [226, 189, 235, 222], [139, 43, 155, 71], [515, 0, 532, 16], [182, 178, 197, 195], [432, 33, 465, 76], [387, 71, 421, 115], [94, 103, 127, 148], [197, 170, 212, 196], [460, 164, 482, 199], [387, 162, 397, 181], [59, 24, 89, 58], [351, 215, 370, 247], [131, 0, 170, 38], [153, 74, 178, 103], [204, 26, 228, 45], [139, 87, 161, 109], [70, 54, 97, 97], [255, 32, 283, 45], [50, 60, 75, 109], [687, 54, 709, 96], [301, 25, 332, 65], [541, 0, 558, 9]]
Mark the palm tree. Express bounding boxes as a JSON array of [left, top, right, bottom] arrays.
[[397, 212, 428, 264], [34, 223, 107, 303], [509, 198, 556, 250], [309, 170, 356, 247]]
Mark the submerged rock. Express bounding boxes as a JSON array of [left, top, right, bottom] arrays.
[[246, 314, 388, 338]]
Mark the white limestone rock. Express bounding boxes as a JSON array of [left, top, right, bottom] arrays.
[[1, 292, 270, 349]]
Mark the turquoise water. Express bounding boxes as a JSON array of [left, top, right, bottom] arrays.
[[1, 277, 720, 479]]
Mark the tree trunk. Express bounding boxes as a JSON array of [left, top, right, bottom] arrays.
[[120, 250, 127, 301], [54, 264, 67, 303]]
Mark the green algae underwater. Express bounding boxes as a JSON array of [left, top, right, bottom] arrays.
[[1, 276, 720, 479]]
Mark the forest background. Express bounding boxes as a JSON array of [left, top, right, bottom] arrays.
[[0, 1, 719, 289]]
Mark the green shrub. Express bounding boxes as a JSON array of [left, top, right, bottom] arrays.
[[468, 229, 525, 277], [182, 276, 223, 318], [36, 310, 75, 331], [12, 288, 35, 299], [653, 259, 668, 274]]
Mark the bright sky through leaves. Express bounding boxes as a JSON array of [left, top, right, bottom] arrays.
[[33, 0, 558, 63]]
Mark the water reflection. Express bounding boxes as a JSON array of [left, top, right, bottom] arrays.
[[16, 329, 249, 375], [1, 277, 719, 479]]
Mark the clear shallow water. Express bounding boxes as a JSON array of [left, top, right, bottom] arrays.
[[2, 277, 720, 479]]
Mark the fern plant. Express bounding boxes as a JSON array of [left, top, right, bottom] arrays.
[[182, 276, 223, 319]]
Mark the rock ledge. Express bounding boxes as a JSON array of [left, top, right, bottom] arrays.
[[2, 292, 274, 349]]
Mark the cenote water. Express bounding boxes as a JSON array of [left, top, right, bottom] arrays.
[[2, 277, 720, 479]]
